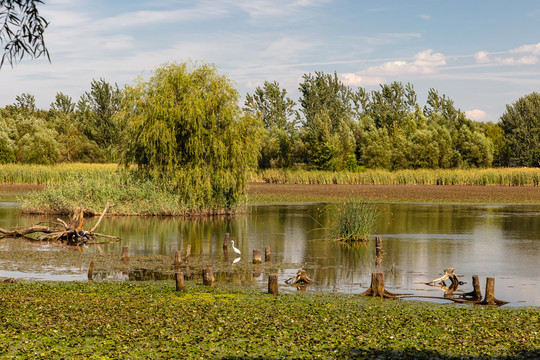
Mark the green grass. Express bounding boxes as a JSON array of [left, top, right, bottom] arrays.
[[0, 281, 538, 359]]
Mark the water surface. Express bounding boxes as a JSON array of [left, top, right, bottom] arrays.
[[1, 198, 539, 307]]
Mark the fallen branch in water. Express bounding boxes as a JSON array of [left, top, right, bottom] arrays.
[[0, 203, 120, 246]]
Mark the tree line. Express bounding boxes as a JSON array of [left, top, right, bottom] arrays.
[[0, 68, 538, 170]]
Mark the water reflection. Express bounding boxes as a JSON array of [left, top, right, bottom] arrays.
[[1, 202, 539, 307]]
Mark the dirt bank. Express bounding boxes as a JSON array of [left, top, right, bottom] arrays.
[[248, 183, 540, 204]]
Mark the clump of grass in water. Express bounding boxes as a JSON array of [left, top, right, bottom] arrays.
[[330, 197, 378, 243]]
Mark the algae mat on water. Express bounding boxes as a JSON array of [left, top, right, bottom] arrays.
[[0, 281, 538, 359]]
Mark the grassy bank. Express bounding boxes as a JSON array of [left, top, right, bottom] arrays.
[[0, 281, 538, 359]]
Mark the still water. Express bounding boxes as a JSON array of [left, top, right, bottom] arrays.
[[1, 195, 539, 307]]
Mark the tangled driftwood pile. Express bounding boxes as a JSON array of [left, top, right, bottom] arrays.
[[0, 203, 120, 246]]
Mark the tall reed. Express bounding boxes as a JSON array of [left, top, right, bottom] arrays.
[[330, 197, 378, 243], [251, 168, 540, 186]]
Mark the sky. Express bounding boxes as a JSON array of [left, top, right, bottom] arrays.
[[1, 0, 540, 123]]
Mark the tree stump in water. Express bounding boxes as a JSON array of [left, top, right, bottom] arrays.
[[478, 277, 508, 306], [202, 267, 215, 286], [268, 274, 279, 295], [461, 275, 482, 301], [253, 249, 262, 264], [359, 272, 399, 299]]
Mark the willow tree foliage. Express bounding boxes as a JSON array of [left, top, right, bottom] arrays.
[[0, 0, 49, 68], [120, 62, 261, 210]]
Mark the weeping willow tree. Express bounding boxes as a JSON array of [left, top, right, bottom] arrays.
[[120, 61, 261, 212]]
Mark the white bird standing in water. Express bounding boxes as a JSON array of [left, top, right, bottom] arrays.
[[230, 240, 241, 255]]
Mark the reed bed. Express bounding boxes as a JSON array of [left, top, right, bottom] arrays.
[[251, 168, 540, 186], [0, 163, 119, 185]]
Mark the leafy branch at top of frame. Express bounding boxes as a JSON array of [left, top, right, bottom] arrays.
[[0, 0, 50, 68]]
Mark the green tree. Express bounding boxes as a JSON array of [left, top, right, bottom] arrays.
[[499, 92, 540, 167], [14, 92, 35, 112], [120, 61, 261, 210], [0, 0, 49, 68], [245, 81, 299, 168], [77, 78, 123, 160], [12, 115, 60, 164], [50, 92, 75, 114], [298, 72, 356, 170], [0, 119, 15, 163]]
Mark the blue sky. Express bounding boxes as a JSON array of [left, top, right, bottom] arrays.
[[1, 0, 540, 123]]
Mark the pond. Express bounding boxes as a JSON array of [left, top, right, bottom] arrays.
[[1, 191, 539, 307]]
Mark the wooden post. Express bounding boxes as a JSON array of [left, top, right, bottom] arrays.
[[174, 250, 182, 265], [175, 271, 185, 292], [375, 236, 383, 268], [184, 245, 191, 261], [265, 246, 271, 262], [223, 233, 230, 250], [202, 267, 215, 286], [268, 274, 279, 295], [121, 246, 129, 262], [87, 261, 94, 281], [253, 249, 262, 264]]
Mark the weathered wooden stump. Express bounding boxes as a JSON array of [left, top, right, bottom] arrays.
[[87, 261, 94, 281], [359, 272, 399, 298], [253, 249, 262, 264], [175, 271, 185, 292], [174, 250, 182, 266], [268, 274, 279, 295], [264, 246, 271, 262], [479, 277, 508, 306], [223, 233, 230, 250], [375, 236, 383, 268], [462, 275, 482, 301], [121, 246, 129, 262], [202, 267, 215, 286], [184, 245, 191, 261]]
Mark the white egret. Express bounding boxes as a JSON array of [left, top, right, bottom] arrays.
[[230, 240, 241, 255], [232, 257, 241, 264]]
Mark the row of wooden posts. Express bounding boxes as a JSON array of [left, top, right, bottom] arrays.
[[88, 234, 507, 303]]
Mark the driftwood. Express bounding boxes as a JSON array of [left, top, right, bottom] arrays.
[[426, 267, 465, 286], [285, 269, 313, 285], [0, 203, 120, 246]]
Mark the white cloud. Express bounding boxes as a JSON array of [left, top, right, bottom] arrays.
[[341, 73, 383, 86], [474, 51, 490, 64], [340, 49, 446, 86], [465, 109, 487, 121], [510, 42, 540, 55], [419, 14, 430, 20]]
